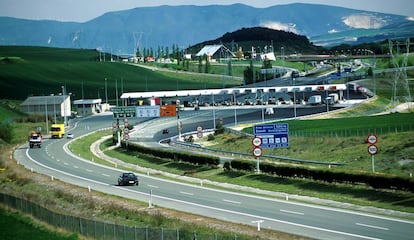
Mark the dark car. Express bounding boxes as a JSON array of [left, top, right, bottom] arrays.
[[118, 172, 139, 186], [162, 129, 169, 134]]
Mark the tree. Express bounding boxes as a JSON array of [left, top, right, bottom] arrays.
[[243, 60, 254, 85], [204, 54, 210, 73]]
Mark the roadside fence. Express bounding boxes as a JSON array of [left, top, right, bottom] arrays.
[[0, 192, 248, 240]]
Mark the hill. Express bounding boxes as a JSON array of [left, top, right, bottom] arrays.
[[0, 46, 230, 101], [0, 3, 411, 52], [190, 27, 325, 55]]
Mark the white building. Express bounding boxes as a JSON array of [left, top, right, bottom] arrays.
[[20, 95, 71, 119], [73, 99, 105, 116]]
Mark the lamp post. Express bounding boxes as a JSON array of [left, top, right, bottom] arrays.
[[50, 94, 56, 123], [44, 97, 49, 135], [61, 85, 67, 126], [105, 78, 108, 105]]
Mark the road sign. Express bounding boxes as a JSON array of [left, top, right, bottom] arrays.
[[252, 147, 263, 158], [254, 123, 289, 148], [197, 125, 203, 138], [252, 137, 262, 147], [368, 144, 378, 155], [112, 106, 137, 118], [137, 105, 160, 117], [367, 134, 378, 145]]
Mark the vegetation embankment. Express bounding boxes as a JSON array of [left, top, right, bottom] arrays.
[[0, 46, 240, 101], [0, 104, 297, 240]]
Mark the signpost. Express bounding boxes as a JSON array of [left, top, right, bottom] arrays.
[[254, 123, 289, 148], [252, 124, 289, 173], [136, 105, 160, 118], [366, 134, 379, 172], [112, 106, 137, 118]]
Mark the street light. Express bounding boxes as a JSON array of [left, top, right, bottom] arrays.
[[293, 78, 297, 119], [61, 85, 67, 126], [50, 94, 56, 123], [105, 78, 108, 105]]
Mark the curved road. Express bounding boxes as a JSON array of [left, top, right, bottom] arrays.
[[14, 109, 414, 240]]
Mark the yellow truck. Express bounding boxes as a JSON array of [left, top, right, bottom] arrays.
[[50, 123, 65, 139]]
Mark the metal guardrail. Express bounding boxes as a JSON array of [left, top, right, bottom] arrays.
[[172, 129, 345, 166]]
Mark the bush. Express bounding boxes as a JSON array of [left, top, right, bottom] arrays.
[[227, 159, 414, 192], [0, 124, 13, 143], [207, 134, 215, 141], [121, 141, 220, 167]]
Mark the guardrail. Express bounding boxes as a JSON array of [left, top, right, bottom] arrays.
[[171, 129, 345, 166]]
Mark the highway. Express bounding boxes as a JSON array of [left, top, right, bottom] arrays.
[[14, 109, 414, 240]]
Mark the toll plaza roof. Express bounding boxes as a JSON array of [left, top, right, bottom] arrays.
[[73, 99, 102, 105], [120, 84, 346, 99]]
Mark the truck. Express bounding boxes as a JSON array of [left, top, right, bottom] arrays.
[[28, 131, 42, 148], [50, 123, 65, 139], [328, 93, 339, 103], [308, 95, 322, 105]]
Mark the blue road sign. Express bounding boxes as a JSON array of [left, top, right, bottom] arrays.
[[254, 123, 289, 148]]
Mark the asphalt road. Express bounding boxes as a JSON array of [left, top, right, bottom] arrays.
[[14, 110, 414, 240]]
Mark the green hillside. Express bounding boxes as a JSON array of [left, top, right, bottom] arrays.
[[0, 46, 234, 102]]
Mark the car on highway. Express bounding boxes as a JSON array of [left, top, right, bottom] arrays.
[[66, 133, 74, 139], [118, 172, 139, 186]]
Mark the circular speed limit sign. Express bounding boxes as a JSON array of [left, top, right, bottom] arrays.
[[368, 145, 378, 155], [367, 134, 378, 145], [252, 147, 263, 157], [252, 137, 262, 147]]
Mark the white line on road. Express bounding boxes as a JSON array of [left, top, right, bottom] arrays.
[[74, 165, 79, 169], [180, 191, 194, 196], [356, 223, 389, 231], [102, 173, 111, 177], [280, 209, 305, 215], [223, 199, 241, 204], [147, 184, 159, 189], [86, 169, 93, 172], [63, 162, 69, 165]]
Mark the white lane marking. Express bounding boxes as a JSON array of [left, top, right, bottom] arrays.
[[356, 223, 389, 231], [117, 186, 383, 240], [63, 162, 69, 165], [102, 173, 111, 177], [223, 199, 241, 204], [147, 184, 159, 189], [180, 191, 194, 196], [74, 165, 79, 169], [280, 209, 305, 215], [86, 169, 93, 172]]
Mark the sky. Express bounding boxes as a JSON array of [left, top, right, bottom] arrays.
[[1, 0, 413, 22]]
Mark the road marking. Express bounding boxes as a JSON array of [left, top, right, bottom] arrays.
[[74, 165, 79, 169], [147, 184, 159, 189], [280, 209, 304, 215], [102, 173, 110, 177], [86, 169, 93, 172], [63, 162, 69, 165], [223, 199, 241, 204], [356, 223, 389, 231], [180, 191, 194, 196]]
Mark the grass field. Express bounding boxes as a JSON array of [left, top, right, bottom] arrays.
[[0, 208, 79, 240], [0, 46, 239, 101]]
